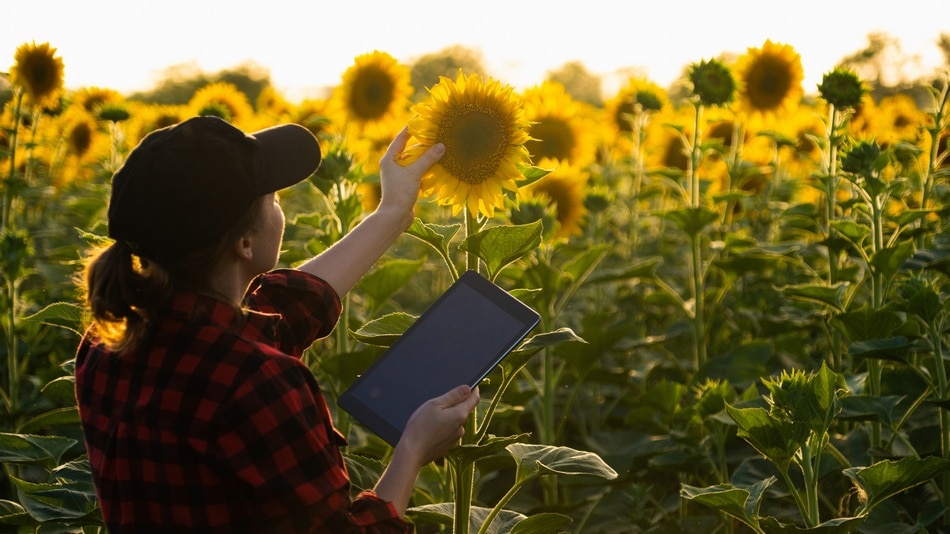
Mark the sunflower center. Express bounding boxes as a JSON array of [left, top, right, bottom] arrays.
[[705, 121, 736, 148], [69, 122, 93, 157], [437, 104, 507, 185], [349, 66, 396, 121], [527, 117, 575, 162], [746, 55, 793, 110], [663, 135, 689, 171]]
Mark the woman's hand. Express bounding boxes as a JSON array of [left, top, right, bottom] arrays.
[[371, 385, 480, 516], [377, 127, 445, 230], [296, 127, 443, 296], [397, 384, 480, 466]]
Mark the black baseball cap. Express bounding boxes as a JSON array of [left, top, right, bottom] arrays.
[[108, 116, 321, 263]]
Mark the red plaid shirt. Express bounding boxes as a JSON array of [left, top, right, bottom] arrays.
[[76, 269, 412, 533]]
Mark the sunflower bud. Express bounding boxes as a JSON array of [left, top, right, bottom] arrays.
[[688, 59, 736, 107], [841, 140, 883, 177], [583, 187, 611, 214], [817, 68, 867, 109], [97, 103, 131, 123], [314, 146, 355, 186], [634, 89, 664, 113], [196, 102, 232, 122]]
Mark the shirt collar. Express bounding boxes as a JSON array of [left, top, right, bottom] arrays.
[[165, 290, 280, 335]]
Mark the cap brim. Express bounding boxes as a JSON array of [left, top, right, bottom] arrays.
[[250, 123, 322, 194]]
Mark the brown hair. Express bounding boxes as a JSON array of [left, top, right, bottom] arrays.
[[80, 196, 268, 352]]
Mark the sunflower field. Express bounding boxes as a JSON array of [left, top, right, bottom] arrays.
[[1, 39, 950, 533]]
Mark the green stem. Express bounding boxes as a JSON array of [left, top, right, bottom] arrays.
[[931, 322, 950, 524], [689, 103, 704, 208], [922, 80, 949, 219], [539, 346, 560, 506], [868, 194, 885, 448], [683, 102, 707, 370], [824, 104, 844, 371], [5, 277, 18, 415], [801, 436, 825, 528], [454, 207, 480, 534], [464, 208, 479, 273], [630, 110, 646, 254], [476, 480, 525, 534], [723, 120, 744, 227], [4, 91, 24, 231], [690, 233, 706, 369], [777, 462, 811, 528]]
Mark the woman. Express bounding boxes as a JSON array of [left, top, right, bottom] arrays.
[[75, 115, 478, 532]]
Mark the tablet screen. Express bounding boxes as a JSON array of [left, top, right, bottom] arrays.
[[337, 271, 540, 446]]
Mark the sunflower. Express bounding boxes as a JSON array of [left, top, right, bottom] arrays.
[[64, 110, 98, 158], [734, 40, 803, 119], [875, 94, 927, 145], [401, 71, 531, 218], [331, 51, 412, 137], [291, 98, 333, 139], [344, 130, 397, 175], [73, 86, 123, 113], [778, 106, 825, 182], [847, 93, 879, 138], [643, 118, 729, 195], [143, 104, 187, 132], [521, 81, 596, 168], [521, 158, 589, 238], [358, 181, 382, 213], [188, 82, 254, 125], [10, 42, 65, 109]]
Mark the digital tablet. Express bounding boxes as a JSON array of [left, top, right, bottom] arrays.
[[337, 270, 541, 446]]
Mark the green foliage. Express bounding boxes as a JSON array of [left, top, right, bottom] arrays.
[[2, 47, 950, 534]]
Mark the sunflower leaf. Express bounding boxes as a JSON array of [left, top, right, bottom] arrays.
[[844, 457, 950, 516], [459, 221, 543, 281], [516, 164, 555, 188], [505, 443, 618, 486], [356, 258, 426, 312], [19, 302, 84, 336], [349, 312, 417, 347], [405, 218, 462, 274]]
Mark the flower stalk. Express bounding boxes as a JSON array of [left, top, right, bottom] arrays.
[[3, 91, 24, 231], [453, 206, 481, 534]]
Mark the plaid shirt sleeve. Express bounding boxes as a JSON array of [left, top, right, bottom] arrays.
[[244, 268, 343, 357], [215, 346, 412, 532], [232, 269, 413, 532]]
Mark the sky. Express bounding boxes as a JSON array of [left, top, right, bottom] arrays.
[[4, 0, 948, 101]]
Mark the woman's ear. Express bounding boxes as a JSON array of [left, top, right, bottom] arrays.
[[233, 233, 255, 261]]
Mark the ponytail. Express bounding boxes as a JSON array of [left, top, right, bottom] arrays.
[[80, 241, 172, 352], [79, 194, 268, 352]]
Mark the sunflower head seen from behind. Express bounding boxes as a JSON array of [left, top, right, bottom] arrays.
[[331, 50, 412, 138], [734, 40, 804, 120], [401, 71, 531, 218], [10, 41, 65, 109]]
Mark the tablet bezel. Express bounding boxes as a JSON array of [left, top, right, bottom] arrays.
[[337, 270, 540, 446]]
